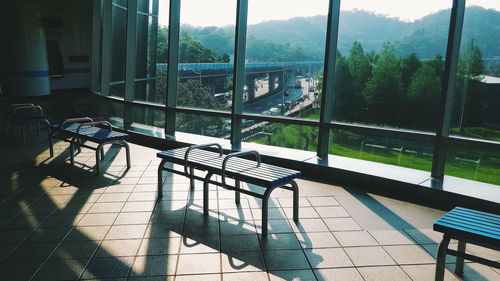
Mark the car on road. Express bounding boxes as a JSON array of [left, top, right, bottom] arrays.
[[269, 107, 279, 115]]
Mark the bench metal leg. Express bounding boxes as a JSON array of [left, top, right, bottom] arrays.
[[435, 235, 450, 281], [157, 159, 167, 200], [95, 143, 104, 174], [204, 172, 213, 216], [190, 167, 195, 190], [119, 140, 131, 169], [455, 240, 466, 276], [100, 146, 105, 160], [69, 141, 75, 166], [262, 186, 278, 238], [235, 180, 240, 205], [48, 130, 54, 157], [290, 180, 299, 222]]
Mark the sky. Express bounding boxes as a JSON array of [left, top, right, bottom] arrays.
[[158, 0, 500, 27]]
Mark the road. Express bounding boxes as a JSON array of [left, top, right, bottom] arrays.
[[244, 79, 307, 114]]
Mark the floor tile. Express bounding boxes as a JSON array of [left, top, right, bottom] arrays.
[[5, 242, 59, 261], [263, 249, 310, 270], [369, 229, 416, 245], [344, 246, 396, 266], [221, 251, 266, 272], [224, 271, 268, 281], [384, 244, 436, 265], [304, 248, 354, 269], [307, 197, 339, 207], [31, 258, 88, 281], [0, 260, 43, 281], [137, 237, 182, 256], [96, 239, 141, 257], [66, 225, 111, 241], [114, 211, 152, 225], [221, 234, 261, 252], [130, 255, 178, 277], [315, 268, 364, 281], [295, 232, 340, 249], [81, 256, 134, 279], [78, 213, 118, 226], [333, 231, 378, 247], [176, 253, 221, 274], [87, 202, 125, 213], [180, 235, 220, 254], [358, 266, 412, 281], [50, 240, 100, 260], [260, 233, 301, 250], [105, 224, 148, 239], [323, 218, 362, 231], [176, 273, 221, 281], [315, 206, 350, 218], [283, 207, 320, 219], [402, 264, 460, 281], [269, 269, 316, 281], [291, 218, 329, 233]]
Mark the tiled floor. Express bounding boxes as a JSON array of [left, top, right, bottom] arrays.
[[0, 135, 499, 281]]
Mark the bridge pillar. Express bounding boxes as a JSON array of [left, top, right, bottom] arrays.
[[268, 73, 276, 94], [245, 76, 256, 102]]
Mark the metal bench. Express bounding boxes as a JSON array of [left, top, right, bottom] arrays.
[[434, 206, 500, 281], [48, 117, 130, 174], [4, 103, 49, 143], [157, 143, 301, 237]]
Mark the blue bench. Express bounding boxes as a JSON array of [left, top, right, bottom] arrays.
[[157, 143, 301, 237], [49, 117, 130, 174], [4, 104, 49, 143], [433, 206, 500, 281]]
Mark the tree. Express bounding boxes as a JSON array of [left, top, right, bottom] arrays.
[[457, 39, 485, 132], [400, 53, 421, 89], [348, 41, 371, 93], [363, 42, 403, 125], [176, 80, 224, 134], [407, 63, 441, 129]]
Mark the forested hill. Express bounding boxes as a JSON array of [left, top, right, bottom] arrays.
[[183, 6, 499, 60]]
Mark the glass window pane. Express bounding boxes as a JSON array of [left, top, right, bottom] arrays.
[[330, 0, 451, 132], [329, 129, 434, 172], [132, 104, 165, 133], [176, 113, 228, 138], [135, 0, 161, 104], [100, 98, 125, 129], [445, 142, 500, 185], [242, 119, 318, 152], [176, 0, 236, 111], [110, 2, 128, 97], [243, 0, 327, 120], [449, 1, 500, 142]]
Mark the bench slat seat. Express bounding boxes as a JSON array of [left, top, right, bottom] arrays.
[[157, 147, 301, 188], [48, 118, 130, 174], [434, 207, 500, 245], [157, 145, 301, 238], [433, 207, 499, 281], [52, 123, 129, 143]]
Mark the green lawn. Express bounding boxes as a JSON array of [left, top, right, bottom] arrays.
[[249, 112, 500, 186]]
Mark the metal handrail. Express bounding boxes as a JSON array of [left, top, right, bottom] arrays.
[[183, 143, 223, 177], [221, 150, 260, 187], [76, 121, 112, 135]]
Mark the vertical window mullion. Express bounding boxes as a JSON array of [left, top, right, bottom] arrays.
[[165, 0, 181, 136], [124, 0, 138, 130], [431, 0, 466, 180], [101, 0, 113, 96], [317, 0, 341, 158], [91, 0, 102, 93], [231, 0, 249, 149]]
